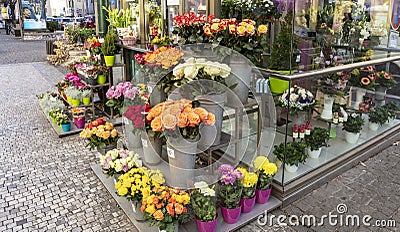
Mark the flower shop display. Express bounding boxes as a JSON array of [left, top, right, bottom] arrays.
[[304, 127, 329, 158], [106, 82, 137, 115], [100, 31, 118, 67], [368, 107, 387, 131], [79, 118, 119, 153], [253, 156, 277, 204], [75, 56, 109, 85], [218, 164, 243, 224], [102, 6, 132, 33], [274, 141, 307, 173], [343, 113, 364, 144], [115, 167, 165, 221], [146, 99, 215, 187], [348, 67, 375, 110], [71, 107, 85, 129], [119, 29, 138, 46], [64, 87, 82, 106], [236, 167, 258, 213], [382, 102, 399, 124], [191, 181, 218, 232], [55, 112, 70, 132], [84, 37, 101, 55], [141, 185, 190, 232], [99, 148, 142, 177], [278, 85, 315, 124], [172, 12, 211, 45], [37, 92, 66, 115]]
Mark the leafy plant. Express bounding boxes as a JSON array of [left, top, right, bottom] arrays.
[[274, 141, 307, 166], [305, 127, 329, 151], [102, 7, 132, 28], [374, 71, 397, 88], [191, 182, 217, 222], [55, 112, 69, 125], [218, 164, 243, 209], [100, 31, 117, 56], [382, 102, 399, 118], [343, 113, 364, 133], [46, 20, 59, 32], [81, 89, 92, 98], [64, 87, 82, 99], [368, 108, 387, 125]]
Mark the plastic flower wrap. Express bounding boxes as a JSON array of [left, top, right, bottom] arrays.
[[218, 164, 243, 209], [278, 85, 316, 115], [141, 185, 190, 232], [190, 181, 217, 222], [106, 82, 144, 114], [348, 66, 376, 90], [237, 167, 258, 199], [115, 166, 164, 202], [254, 156, 278, 190], [145, 99, 215, 140], [99, 148, 142, 176], [79, 118, 119, 150]]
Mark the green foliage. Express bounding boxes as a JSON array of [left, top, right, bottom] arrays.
[[382, 102, 399, 118], [191, 191, 217, 222], [46, 20, 59, 32], [305, 127, 329, 151], [256, 171, 273, 190], [102, 6, 132, 28], [219, 180, 242, 209], [101, 32, 117, 56], [66, 26, 95, 44], [274, 141, 307, 166], [368, 107, 387, 125], [241, 186, 256, 199], [343, 113, 364, 133]]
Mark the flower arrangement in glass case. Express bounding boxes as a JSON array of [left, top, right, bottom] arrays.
[[374, 71, 397, 89], [348, 66, 376, 90], [278, 85, 316, 115]]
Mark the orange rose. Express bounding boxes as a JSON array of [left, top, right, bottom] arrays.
[[153, 209, 164, 221], [177, 113, 189, 128], [205, 113, 216, 126], [166, 203, 175, 216], [91, 120, 98, 127], [102, 131, 111, 139], [194, 107, 208, 121], [174, 203, 184, 215], [204, 25, 212, 36], [183, 105, 193, 114], [187, 112, 200, 127], [151, 116, 163, 132], [111, 129, 118, 138], [162, 114, 177, 130]]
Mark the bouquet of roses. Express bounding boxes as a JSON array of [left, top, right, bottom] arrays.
[[172, 12, 213, 44], [190, 181, 217, 222], [141, 185, 190, 232], [79, 118, 119, 150], [99, 148, 142, 176], [145, 99, 215, 140], [218, 164, 243, 209], [278, 85, 316, 115], [253, 156, 278, 190], [122, 84, 150, 135]]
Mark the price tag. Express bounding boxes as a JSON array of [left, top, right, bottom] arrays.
[[123, 117, 129, 125], [147, 86, 153, 93], [132, 203, 136, 213], [141, 138, 148, 147], [167, 147, 175, 159]]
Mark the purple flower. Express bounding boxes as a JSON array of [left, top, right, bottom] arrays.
[[119, 151, 128, 158], [122, 165, 129, 172], [218, 164, 234, 175], [233, 169, 243, 179], [102, 162, 110, 169], [220, 173, 236, 185], [124, 87, 139, 100], [106, 87, 115, 99]]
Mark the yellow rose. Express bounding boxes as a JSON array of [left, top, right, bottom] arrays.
[[111, 129, 118, 138], [181, 194, 190, 204], [237, 25, 247, 36], [145, 204, 156, 215], [257, 24, 268, 35], [117, 187, 128, 196], [102, 131, 111, 139], [153, 209, 164, 221], [262, 162, 278, 175], [105, 122, 113, 131], [246, 24, 255, 35], [211, 23, 220, 33]]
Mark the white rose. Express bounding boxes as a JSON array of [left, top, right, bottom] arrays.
[[194, 181, 209, 189], [110, 150, 119, 159], [173, 65, 185, 79], [109, 161, 115, 168], [99, 156, 106, 164], [186, 57, 195, 64], [184, 64, 198, 80], [115, 162, 122, 172], [133, 154, 142, 167]]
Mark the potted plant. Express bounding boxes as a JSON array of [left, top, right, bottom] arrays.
[[102, 7, 132, 35], [64, 87, 82, 106], [81, 89, 92, 105], [55, 112, 70, 132], [253, 156, 278, 204], [71, 107, 86, 129], [218, 164, 243, 224], [106, 82, 134, 115], [191, 181, 218, 232], [348, 67, 376, 110], [115, 166, 165, 221], [141, 185, 190, 232], [100, 31, 118, 67], [236, 167, 258, 213], [79, 118, 119, 154], [274, 141, 307, 173], [304, 127, 329, 158], [368, 107, 387, 131], [343, 113, 364, 144], [48, 109, 61, 123], [382, 102, 399, 124], [374, 71, 397, 101]]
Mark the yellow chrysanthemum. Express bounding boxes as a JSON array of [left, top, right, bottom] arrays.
[[254, 156, 269, 170], [145, 204, 156, 215], [181, 194, 190, 204], [262, 162, 278, 175], [117, 187, 128, 196]]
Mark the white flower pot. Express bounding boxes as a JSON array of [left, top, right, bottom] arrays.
[[321, 95, 334, 120], [307, 147, 322, 159], [345, 132, 360, 144], [368, 122, 379, 131], [385, 117, 394, 125], [285, 164, 298, 173]]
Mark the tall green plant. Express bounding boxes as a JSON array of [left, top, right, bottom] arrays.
[[100, 32, 117, 56], [102, 7, 131, 28]]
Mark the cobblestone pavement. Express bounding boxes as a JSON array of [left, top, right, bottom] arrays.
[[0, 33, 399, 231]]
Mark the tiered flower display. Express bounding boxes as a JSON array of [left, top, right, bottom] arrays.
[[106, 82, 146, 114], [99, 148, 142, 176], [145, 99, 215, 140], [84, 37, 101, 55], [374, 71, 397, 88], [141, 185, 190, 232], [79, 118, 119, 150], [278, 85, 316, 115], [349, 66, 376, 90]]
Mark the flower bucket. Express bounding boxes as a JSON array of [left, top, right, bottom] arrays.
[[375, 86, 387, 102], [269, 77, 289, 94], [226, 55, 252, 105], [167, 137, 198, 188], [369, 122, 379, 131], [255, 185, 272, 204], [345, 132, 360, 144], [321, 95, 334, 120], [70, 98, 80, 107], [353, 88, 366, 110], [148, 81, 166, 106], [73, 116, 85, 129], [195, 214, 218, 232], [198, 93, 225, 148], [240, 196, 256, 213], [132, 201, 146, 221], [221, 205, 241, 224], [141, 131, 162, 165], [104, 55, 115, 67], [61, 123, 71, 132], [124, 117, 142, 150], [97, 74, 107, 85], [82, 97, 91, 105], [307, 147, 322, 159]]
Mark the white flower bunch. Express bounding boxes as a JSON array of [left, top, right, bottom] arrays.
[[99, 148, 142, 176], [172, 57, 231, 81], [194, 181, 215, 197], [278, 86, 315, 113]]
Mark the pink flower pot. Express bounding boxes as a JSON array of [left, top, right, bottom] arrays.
[[73, 117, 85, 129], [240, 196, 256, 213], [195, 214, 218, 232], [220, 205, 241, 224], [255, 186, 272, 204]]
